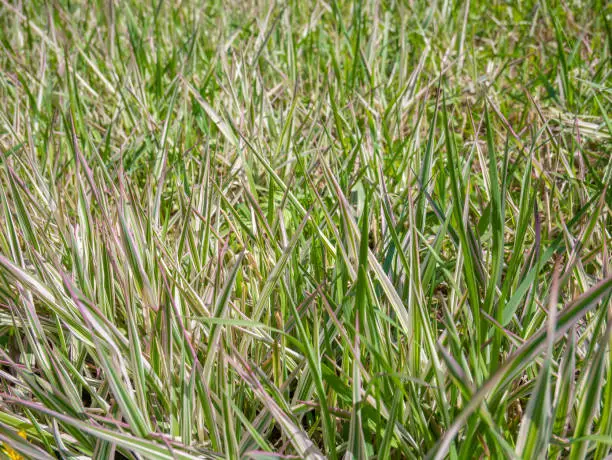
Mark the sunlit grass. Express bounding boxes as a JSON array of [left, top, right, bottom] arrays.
[[0, 0, 611, 458]]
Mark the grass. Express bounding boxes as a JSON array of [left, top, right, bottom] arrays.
[[0, 0, 610, 458]]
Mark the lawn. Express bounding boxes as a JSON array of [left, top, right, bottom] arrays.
[[0, 0, 611, 458]]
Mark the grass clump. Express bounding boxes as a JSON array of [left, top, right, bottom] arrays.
[[0, 0, 611, 458]]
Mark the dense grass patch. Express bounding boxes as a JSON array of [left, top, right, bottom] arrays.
[[0, 0, 611, 458]]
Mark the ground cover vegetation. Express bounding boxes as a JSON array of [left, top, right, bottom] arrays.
[[0, 0, 611, 458]]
